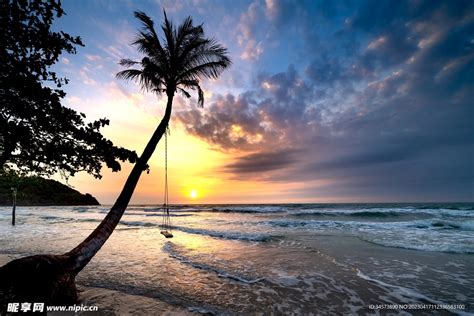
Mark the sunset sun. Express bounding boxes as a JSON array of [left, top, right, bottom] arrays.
[[189, 189, 198, 199]]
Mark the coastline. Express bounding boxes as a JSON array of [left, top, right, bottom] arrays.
[[2, 204, 472, 314]]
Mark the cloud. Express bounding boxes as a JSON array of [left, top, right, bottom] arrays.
[[264, 0, 298, 24], [65, 95, 81, 106], [176, 0, 474, 200], [79, 67, 97, 86], [176, 92, 268, 151], [99, 45, 126, 61], [236, 1, 265, 61], [85, 54, 102, 62], [240, 40, 264, 61], [223, 148, 301, 177], [155, 0, 184, 12], [176, 64, 316, 151]]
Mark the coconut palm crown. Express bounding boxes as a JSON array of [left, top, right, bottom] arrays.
[[117, 10, 231, 106]]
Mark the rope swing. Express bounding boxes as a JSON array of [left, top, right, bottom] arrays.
[[160, 125, 173, 238]]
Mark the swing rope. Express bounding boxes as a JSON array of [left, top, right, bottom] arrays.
[[161, 126, 173, 238]]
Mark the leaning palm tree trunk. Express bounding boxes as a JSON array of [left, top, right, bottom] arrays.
[[66, 93, 173, 273]]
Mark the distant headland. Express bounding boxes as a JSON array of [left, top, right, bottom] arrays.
[[0, 175, 99, 206]]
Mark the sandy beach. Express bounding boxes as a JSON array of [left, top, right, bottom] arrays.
[[0, 254, 194, 315]]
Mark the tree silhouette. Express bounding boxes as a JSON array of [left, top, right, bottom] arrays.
[[0, 9, 230, 306], [0, 0, 137, 179]]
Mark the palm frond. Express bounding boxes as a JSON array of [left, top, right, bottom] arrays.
[[132, 31, 168, 70], [132, 11, 169, 71], [176, 36, 209, 70], [118, 9, 230, 105], [197, 84, 204, 108], [162, 10, 175, 60], [179, 79, 205, 107], [186, 40, 231, 66], [175, 16, 203, 54], [116, 68, 164, 93], [177, 38, 231, 81], [178, 60, 230, 82], [141, 57, 167, 81], [119, 59, 139, 67], [178, 88, 191, 98], [116, 69, 142, 81], [134, 11, 165, 55], [134, 11, 154, 31]]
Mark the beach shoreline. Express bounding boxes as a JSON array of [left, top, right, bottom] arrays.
[[0, 254, 195, 315], [1, 204, 473, 314]]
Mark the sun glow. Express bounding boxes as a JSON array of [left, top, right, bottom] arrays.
[[190, 189, 198, 199]]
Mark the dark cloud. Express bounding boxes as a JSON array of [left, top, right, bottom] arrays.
[[305, 55, 346, 85], [223, 148, 301, 176], [176, 0, 474, 201]]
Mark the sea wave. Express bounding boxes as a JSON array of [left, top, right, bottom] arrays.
[[162, 243, 265, 284], [266, 219, 474, 254], [120, 221, 157, 228], [268, 217, 474, 232], [172, 225, 275, 242], [77, 218, 101, 223], [290, 208, 474, 218], [39, 215, 73, 222], [361, 238, 474, 254], [292, 210, 404, 218], [410, 219, 474, 232], [70, 206, 109, 213], [136, 205, 285, 214], [210, 208, 282, 214]]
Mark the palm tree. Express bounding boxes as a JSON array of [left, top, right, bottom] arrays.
[[0, 10, 230, 305], [66, 9, 230, 273]]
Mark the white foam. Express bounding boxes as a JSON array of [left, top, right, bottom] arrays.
[[172, 225, 274, 242], [163, 243, 265, 285], [267, 219, 474, 253], [356, 270, 471, 316]]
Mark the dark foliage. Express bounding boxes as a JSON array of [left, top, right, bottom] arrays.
[[0, 0, 137, 179]]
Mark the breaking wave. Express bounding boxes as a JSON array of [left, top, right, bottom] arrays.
[[172, 225, 275, 242]]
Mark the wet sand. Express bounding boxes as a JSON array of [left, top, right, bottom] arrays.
[[0, 255, 193, 315], [76, 286, 194, 315]]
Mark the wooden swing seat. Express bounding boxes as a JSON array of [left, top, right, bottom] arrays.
[[160, 230, 173, 238]]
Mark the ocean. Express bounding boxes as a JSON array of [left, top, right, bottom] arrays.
[[0, 203, 473, 314]]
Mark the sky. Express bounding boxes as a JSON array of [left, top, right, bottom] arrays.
[[53, 0, 473, 204]]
